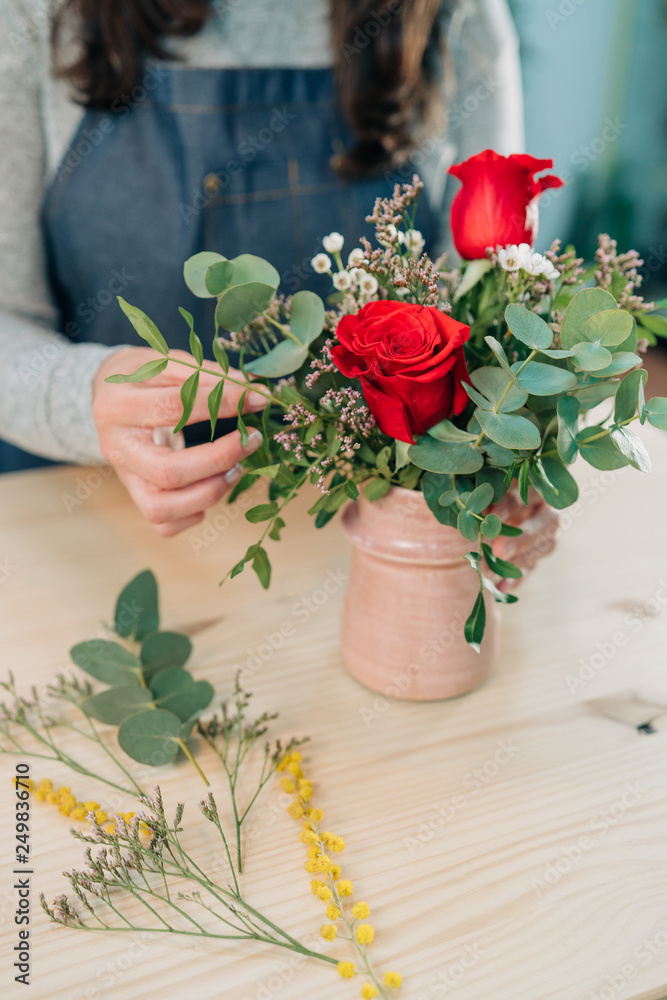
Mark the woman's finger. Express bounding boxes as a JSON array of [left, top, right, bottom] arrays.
[[117, 466, 241, 526]]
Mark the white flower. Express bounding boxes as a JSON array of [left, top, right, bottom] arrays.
[[311, 253, 332, 274], [497, 245, 523, 271], [347, 248, 365, 267], [322, 232, 344, 254], [359, 273, 378, 296], [400, 229, 425, 257], [332, 270, 352, 291], [395, 285, 410, 297], [539, 259, 560, 281]]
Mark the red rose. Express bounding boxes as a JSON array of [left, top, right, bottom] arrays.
[[331, 301, 471, 444], [448, 150, 564, 260]]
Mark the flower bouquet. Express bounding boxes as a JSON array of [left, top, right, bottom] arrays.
[[109, 150, 667, 697]]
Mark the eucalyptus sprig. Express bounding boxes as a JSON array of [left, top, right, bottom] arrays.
[[198, 673, 308, 872], [68, 569, 213, 784]]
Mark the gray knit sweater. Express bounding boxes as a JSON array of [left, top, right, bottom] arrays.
[[0, 0, 523, 464]]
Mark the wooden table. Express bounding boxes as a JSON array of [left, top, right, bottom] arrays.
[[1, 425, 667, 1000]]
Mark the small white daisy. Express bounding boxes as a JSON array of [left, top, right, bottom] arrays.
[[359, 273, 378, 296], [322, 232, 344, 253], [497, 245, 523, 271], [311, 253, 332, 274], [400, 229, 425, 257], [332, 270, 352, 291], [347, 248, 365, 267]]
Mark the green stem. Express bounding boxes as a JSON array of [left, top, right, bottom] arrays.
[[163, 355, 286, 409], [175, 739, 209, 787]]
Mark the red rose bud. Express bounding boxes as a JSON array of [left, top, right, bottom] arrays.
[[448, 149, 564, 260], [331, 301, 471, 444]]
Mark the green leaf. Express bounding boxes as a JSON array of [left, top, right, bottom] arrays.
[[463, 550, 481, 571], [614, 369, 647, 425], [588, 353, 641, 378], [476, 467, 509, 503], [375, 445, 392, 469], [438, 489, 459, 507], [454, 257, 492, 300], [251, 547, 272, 589], [394, 439, 412, 471], [476, 410, 541, 450], [184, 251, 227, 298], [245, 339, 309, 378], [252, 464, 280, 478], [178, 306, 195, 331], [173, 371, 199, 434], [189, 329, 204, 366], [609, 425, 652, 472], [364, 478, 392, 501], [421, 472, 458, 527], [571, 341, 612, 372], [505, 303, 553, 350], [115, 570, 159, 640], [150, 668, 214, 723], [483, 335, 509, 368], [237, 390, 248, 447], [481, 441, 515, 468], [458, 509, 480, 542], [204, 260, 235, 296], [560, 288, 618, 349], [70, 641, 142, 687], [462, 482, 494, 514], [246, 502, 279, 523], [227, 253, 280, 289], [481, 575, 518, 604], [556, 396, 581, 464], [212, 337, 230, 374], [215, 282, 276, 333], [290, 290, 325, 346], [207, 381, 224, 440], [574, 381, 619, 409], [470, 367, 528, 411], [637, 312, 667, 338], [344, 480, 360, 500], [481, 543, 523, 579], [577, 426, 628, 470], [118, 708, 183, 765], [268, 516, 285, 541], [408, 438, 484, 474], [499, 522, 523, 537], [105, 358, 168, 383], [518, 460, 530, 505], [645, 397, 667, 430], [81, 686, 154, 725], [140, 632, 193, 680], [464, 590, 486, 653], [481, 513, 502, 539], [584, 309, 634, 347], [427, 419, 477, 443], [117, 298, 169, 355], [539, 348, 575, 359], [528, 457, 579, 509], [513, 361, 578, 395]]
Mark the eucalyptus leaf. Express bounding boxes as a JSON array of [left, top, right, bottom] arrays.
[[571, 341, 613, 372], [505, 303, 553, 350], [227, 254, 280, 289], [556, 396, 581, 464], [118, 709, 183, 766], [421, 472, 458, 527], [428, 419, 477, 443], [574, 380, 619, 409], [184, 251, 227, 298], [141, 632, 193, 679], [150, 668, 214, 723], [245, 339, 309, 377], [408, 438, 484, 474], [480, 441, 515, 468], [462, 482, 494, 514], [470, 367, 528, 412], [204, 260, 235, 295], [481, 514, 502, 540], [70, 641, 142, 687], [458, 509, 480, 542], [584, 309, 634, 347], [513, 361, 578, 396], [609, 425, 652, 472], [115, 569, 159, 640], [476, 410, 541, 450], [577, 426, 628, 470], [117, 298, 169, 355], [364, 478, 392, 501], [81, 686, 153, 726], [528, 457, 579, 509], [645, 397, 667, 430], [215, 281, 276, 333], [290, 290, 325, 346], [560, 288, 617, 349], [588, 353, 641, 378], [476, 467, 509, 503], [614, 368, 647, 425]]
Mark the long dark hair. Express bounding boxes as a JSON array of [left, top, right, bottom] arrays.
[[51, 0, 445, 175]]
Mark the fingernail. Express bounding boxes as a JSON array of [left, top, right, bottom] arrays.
[[245, 429, 263, 452], [225, 464, 243, 485], [247, 390, 268, 408]]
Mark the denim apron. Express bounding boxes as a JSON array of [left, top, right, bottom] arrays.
[[3, 65, 438, 471]]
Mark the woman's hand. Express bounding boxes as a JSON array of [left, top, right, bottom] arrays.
[[93, 347, 267, 537], [490, 486, 560, 592]]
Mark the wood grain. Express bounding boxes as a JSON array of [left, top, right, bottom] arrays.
[[1, 423, 666, 1000]]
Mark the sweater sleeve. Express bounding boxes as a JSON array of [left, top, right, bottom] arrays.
[[0, 3, 125, 465]]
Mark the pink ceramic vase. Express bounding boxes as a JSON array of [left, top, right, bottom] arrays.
[[340, 486, 501, 700]]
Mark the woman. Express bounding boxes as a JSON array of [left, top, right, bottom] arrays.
[[0, 0, 523, 537]]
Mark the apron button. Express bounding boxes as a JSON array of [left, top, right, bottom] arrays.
[[203, 172, 222, 195]]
